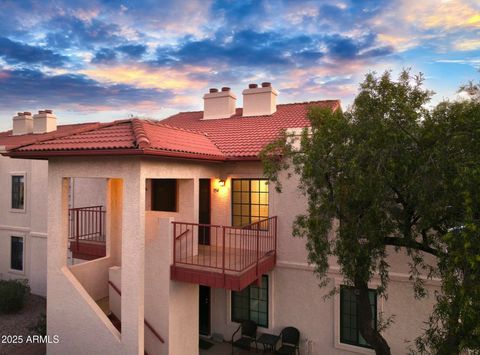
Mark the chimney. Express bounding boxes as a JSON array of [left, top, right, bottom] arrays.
[[33, 109, 57, 134], [12, 112, 34, 135], [242, 82, 278, 117], [203, 87, 236, 120]]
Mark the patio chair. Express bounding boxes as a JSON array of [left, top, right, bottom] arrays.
[[231, 320, 258, 353], [275, 327, 300, 355]]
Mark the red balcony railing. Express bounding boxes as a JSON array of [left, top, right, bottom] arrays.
[[172, 217, 277, 275], [69, 206, 106, 248]]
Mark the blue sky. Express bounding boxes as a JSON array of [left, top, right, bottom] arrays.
[[0, 0, 479, 130]]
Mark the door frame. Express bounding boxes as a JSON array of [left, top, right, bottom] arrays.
[[198, 178, 211, 245], [199, 285, 211, 336]]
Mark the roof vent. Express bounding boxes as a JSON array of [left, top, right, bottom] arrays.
[[203, 87, 237, 120], [12, 111, 33, 135], [242, 82, 278, 117], [33, 109, 57, 134]]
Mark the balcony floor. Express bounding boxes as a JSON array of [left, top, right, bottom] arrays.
[[171, 244, 275, 291]]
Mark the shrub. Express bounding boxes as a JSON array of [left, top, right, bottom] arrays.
[[29, 312, 47, 336], [0, 279, 30, 313]]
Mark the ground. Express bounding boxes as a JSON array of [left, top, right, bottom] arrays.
[[0, 294, 46, 355]]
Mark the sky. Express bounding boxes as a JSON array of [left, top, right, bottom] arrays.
[[0, 0, 479, 131]]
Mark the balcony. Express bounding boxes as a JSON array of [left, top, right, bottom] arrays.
[[68, 205, 106, 260], [170, 217, 277, 291]]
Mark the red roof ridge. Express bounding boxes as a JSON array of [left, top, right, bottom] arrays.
[[170, 99, 341, 116], [131, 119, 151, 149], [141, 119, 209, 136], [7, 122, 103, 150]]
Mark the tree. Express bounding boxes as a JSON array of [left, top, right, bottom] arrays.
[[261, 70, 480, 355], [413, 100, 480, 354]]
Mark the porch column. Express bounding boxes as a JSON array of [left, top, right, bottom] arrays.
[[121, 172, 145, 355]]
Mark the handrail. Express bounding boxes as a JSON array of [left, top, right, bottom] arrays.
[[174, 228, 190, 240], [108, 281, 165, 344], [145, 319, 165, 344], [69, 205, 104, 211], [172, 216, 277, 275], [69, 205, 106, 246], [108, 280, 121, 295]]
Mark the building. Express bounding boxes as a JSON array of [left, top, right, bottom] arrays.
[[4, 83, 438, 355], [0, 112, 108, 296]]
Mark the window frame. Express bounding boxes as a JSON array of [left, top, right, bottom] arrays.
[[340, 285, 378, 349], [10, 172, 26, 213], [231, 178, 269, 228], [10, 235, 25, 274], [231, 275, 269, 328]]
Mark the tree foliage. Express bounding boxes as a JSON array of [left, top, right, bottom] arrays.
[[261, 70, 480, 355]]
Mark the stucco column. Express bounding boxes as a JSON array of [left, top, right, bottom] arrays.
[[121, 171, 145, 355], [46, 174, 69, 353], [106, 178, 123, 265]]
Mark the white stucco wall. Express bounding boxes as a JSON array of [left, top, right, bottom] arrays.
[[0, 155, 48, 296], [34, 151, 439, 355], [206, 162, 439, 355]]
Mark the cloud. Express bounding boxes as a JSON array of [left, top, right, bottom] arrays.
[[81, 64, 209, 90], [45, 15, 124, 49], [116, 44, 148, 58], [0, 37, 68, 67], [155, 29, 325, 69], [0, 68, 174, 109], [454, 39, 480, 52], [91, 48, 117, 64]]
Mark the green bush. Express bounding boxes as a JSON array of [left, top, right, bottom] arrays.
[[0, 279, 30, 314], [29, 312, 46, 336]]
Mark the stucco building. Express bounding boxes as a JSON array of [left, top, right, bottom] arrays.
[[3, 84, 438, 354]]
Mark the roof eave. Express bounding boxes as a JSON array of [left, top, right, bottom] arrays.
[[4, 148, 227, 162]]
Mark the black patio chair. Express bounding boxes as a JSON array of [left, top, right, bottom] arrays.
[[276, 327, 300, 355], [231, 320, 258, 353]]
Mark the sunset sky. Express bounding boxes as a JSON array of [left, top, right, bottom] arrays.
[[0, 0, 479, 130]]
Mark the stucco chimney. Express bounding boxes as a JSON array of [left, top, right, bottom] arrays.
[[33, 109, 57, 134], [203, 87, 237, 120], [242, 82, 278, 117], [12, 112, 34, 135]]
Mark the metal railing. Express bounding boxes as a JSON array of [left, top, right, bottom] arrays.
[[108, 281, 165, 344], [69, 206, 106, 248], [172, 216, 277, 274]]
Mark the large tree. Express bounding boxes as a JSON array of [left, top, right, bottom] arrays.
[[261, 70, 480, 355]]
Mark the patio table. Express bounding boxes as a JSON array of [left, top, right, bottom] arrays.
[[257, 333, 280, 353]]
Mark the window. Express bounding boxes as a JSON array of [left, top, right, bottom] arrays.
[[11, 175, 25, 210], [340, 286, 377, 348], [10, 236, 24, 271], [232, 275, 269, 327], [151, 179, 177, 212], [232, 179, 268, 227]]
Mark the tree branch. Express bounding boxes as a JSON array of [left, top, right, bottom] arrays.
[[384, 236, 441, 257]]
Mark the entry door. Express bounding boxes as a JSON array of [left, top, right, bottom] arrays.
[[198, 179, 211, 245], [199, 285, 211, 335]]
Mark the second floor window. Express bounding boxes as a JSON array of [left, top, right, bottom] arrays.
[[232, 179, 269, 227], [11, 175, 25, 210]]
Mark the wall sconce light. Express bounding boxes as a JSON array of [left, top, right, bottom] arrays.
[[214, 178, 226, 193]]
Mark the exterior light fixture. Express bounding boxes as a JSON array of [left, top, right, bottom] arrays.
[[214, 178, 226, 193]]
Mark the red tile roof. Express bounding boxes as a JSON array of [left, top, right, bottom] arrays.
[[4, 100, 340, 161], [0, 122, 100, 150], [162, 100, 340, 158]]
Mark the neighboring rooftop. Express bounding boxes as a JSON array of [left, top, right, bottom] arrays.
[[0, 122, 100, 151], [3, 100, 340, 161]]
